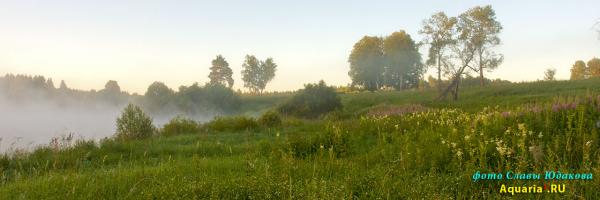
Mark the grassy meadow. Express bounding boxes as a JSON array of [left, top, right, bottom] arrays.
[[2, 79, 600, 199]]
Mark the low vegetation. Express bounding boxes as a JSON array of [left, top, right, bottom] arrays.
[[1, 80, 600, 199]]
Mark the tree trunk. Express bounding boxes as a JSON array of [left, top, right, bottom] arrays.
[[437, 52, 442, 93], [479, 50, 484, 87]]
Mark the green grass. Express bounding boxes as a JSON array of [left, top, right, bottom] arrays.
[[2, 79, 600, 199]]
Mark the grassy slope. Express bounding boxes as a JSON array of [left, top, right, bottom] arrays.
[[2, 79, 600, 199]]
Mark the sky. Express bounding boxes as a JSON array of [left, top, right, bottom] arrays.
[[0, 0, 599, 94]]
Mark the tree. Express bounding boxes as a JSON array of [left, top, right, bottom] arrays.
[[348, 36, 384, 91], [587, 57, 600, 78], [462, 5, 503, 86], [570, 60, 587, 80], [241, 55, 277, 93], [420, 12, 457, 92], [115, 104, 155, 140], [104, 80, 121, 93], [144, 81, 174, 112], [382, 31, 423, 90], [208, 55, 234, 88], [544, 68, 556, 81]]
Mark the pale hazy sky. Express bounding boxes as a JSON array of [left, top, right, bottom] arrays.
[[1, 0, 599, 93]]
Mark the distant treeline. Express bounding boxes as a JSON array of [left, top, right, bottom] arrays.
[[0, 74, 240, 116]]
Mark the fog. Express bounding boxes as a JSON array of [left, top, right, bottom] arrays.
[[0, 96, 119, 152], [0, 97, 214, 153]]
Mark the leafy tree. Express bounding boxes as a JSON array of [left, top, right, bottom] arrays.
[[587, 57, 600, 78], [420, 12, 457, 92], [382, 31, 423, 90], [144, 82, 174, 113], [115, 104, 155, 140], [461, 5, 503, 86], [278, 80, 342, 118], [544, 68, 556, 81], [241, 55, 277, 93], [570, 60, 587, 80], [348, 36, 384, 91], [208, 55, 234, 88]]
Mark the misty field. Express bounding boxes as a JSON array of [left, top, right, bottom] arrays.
[[0, 79, 599, 199]]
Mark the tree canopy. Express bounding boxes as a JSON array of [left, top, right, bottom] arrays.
[[241, 55, 277, 93], [570, 60, 587, 80], [208, 55, 234, 88]]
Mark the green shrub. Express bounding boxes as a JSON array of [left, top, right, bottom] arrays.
[[161, 116, 201, 136], [258, 111, 282, 127], [203, 116, 258, 132], [278, 80, 342, 118], [115, 104, 155, 140]]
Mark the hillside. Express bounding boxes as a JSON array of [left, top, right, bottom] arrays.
[[1, 80, 600, 199]]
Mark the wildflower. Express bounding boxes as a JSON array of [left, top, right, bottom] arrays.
[[451, 142, 457, 148], [501, 111, 510, 118], [517, 123, 526, 131], [586, 140, 593, 147], [456, 150, 463, 158], [538, 132, 543, 138], [464, 135, 471, 141], [441, 140, 446, 145]]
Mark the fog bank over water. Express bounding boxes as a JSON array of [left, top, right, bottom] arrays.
[[0, 97, 120, 152]]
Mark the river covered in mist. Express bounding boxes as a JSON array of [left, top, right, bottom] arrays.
[[0, 98, 206, 153]]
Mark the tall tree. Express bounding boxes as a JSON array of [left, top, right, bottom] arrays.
[[241, 55, 277, 93], [461, 5, 503, 86], [208, 55, 234, 88], [382, 31, 423, 90], [544, 68, 556, 81], [570, 60, 587, 80], [587, 57, 600, 78], [348, 36, 384, 91], [420, 12, 457, 92]]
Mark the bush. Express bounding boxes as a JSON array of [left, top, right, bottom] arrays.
[[258, 111, 282, 127], [203, 116, 258, 132], [161, 116, 201, 136], [279, 80, 342, 118], [115, 104, 155, 140]]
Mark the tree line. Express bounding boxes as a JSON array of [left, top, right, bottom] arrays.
[[348, 5, 503, 100], [0, 54, 278, 115]]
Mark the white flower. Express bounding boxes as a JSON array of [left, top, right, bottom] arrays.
[[464, 135, 471, 141]]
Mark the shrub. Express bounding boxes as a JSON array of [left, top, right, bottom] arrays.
[[161, 116, 201, 136], [203, 116, 258, 132], [115, 104, 155, 140], [258, 111, 282, 127], [278, 80, 342, 118]]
